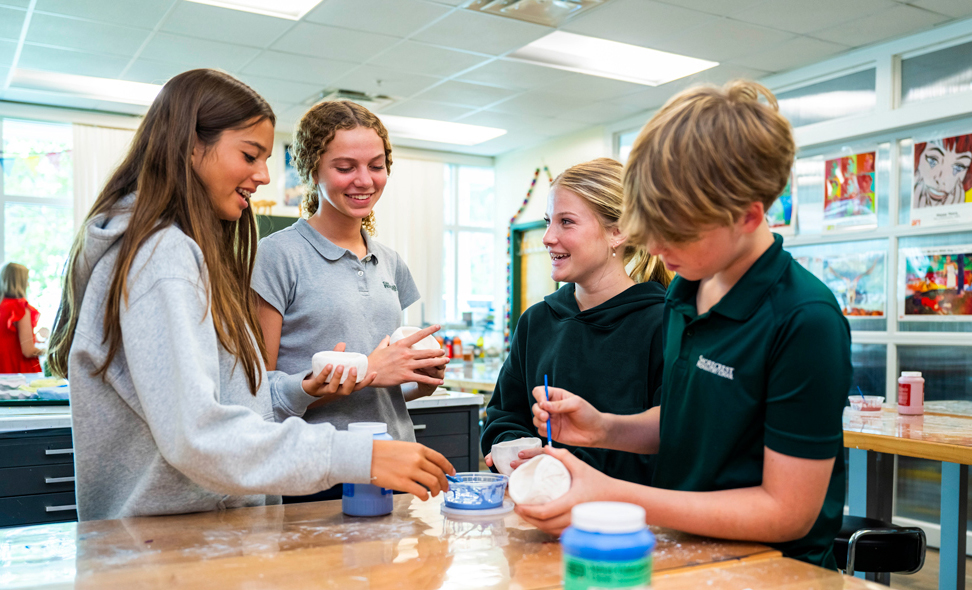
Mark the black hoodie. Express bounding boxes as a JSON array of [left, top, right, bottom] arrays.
[[482, 280, 666, 485]]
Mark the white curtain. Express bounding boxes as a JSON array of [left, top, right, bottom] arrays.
[[373, 157, 445, 326], [72, 124, 135, 231]]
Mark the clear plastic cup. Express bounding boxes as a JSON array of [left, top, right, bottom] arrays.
[[849, 395, 885, 412]]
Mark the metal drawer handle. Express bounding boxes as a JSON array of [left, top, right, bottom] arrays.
[[45, 476, 75, 484], [45, 505, 77, 513], [413, 424, 427, 431], [45, 448, 74, 456]]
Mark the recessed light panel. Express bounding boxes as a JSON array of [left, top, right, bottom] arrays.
[[507, 31, 718, 86], [379, 115, 506, 146], [466, 0, 608, 27], [186, 0, 325, 20], [10, 69, 162, 106]]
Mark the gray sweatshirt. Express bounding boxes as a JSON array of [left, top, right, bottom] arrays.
[[67, 195, 373, 521]]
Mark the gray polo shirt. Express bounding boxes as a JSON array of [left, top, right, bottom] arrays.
[[252, 218, 420, 442]]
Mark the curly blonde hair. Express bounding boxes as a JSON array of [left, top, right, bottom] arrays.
[[291, 100, 393, 236]]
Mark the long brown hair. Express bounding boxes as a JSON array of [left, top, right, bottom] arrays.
[[552, 158, 672, 287], [291, 100, 393, 236], [48, 69, 274, 395]]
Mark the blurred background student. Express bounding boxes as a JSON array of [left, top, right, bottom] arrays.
[[1, 262, 44, 373]]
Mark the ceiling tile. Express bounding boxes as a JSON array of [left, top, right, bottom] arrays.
[[731, 36, 850, 73], [909, 0, 972, 18], [733, 0, 897, 35], [412, 80, 519, 108], [380, 98, 475, 121], [328, 64, 442, 98], [304, 0, 451, 38], [611, 63, 771, 110], [139, 32, 261, 72], [237, 74, 325, 105], [373, 41, 489, 78], [650, 18, 796, 61], [0, 7, 25, 40], [460, 109, 589, 137], [557, 100, 648, 125], [34, 0, 169, 29], [276, 103, 313, 130], [270, 22, 398, 63], [0, 38, 16, 66], [811, 4, 949, 48], [26, 13, 150, 58], [17, 44, 128, 78], [457, 59, 569, 90], [241, 50, 357, 84], [424, 0, 465, 5], [541, 74, 647, 102], [651, 0, 765, 17], [412, 10, 552, 56], [564, 0, 716, 48], [0, 0, 30, 7], [120, 59, 189, 85], [161, 1, 292, 48], [488, 90, 594, 117], [447, 131, 541, 156]]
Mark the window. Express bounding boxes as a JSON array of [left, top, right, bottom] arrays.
[[0, 118, 74, 333], [777, 68, 876, 128], [617, 129, 639, 163], [901, 39, 972, 105], [442, 165, 498, 329]]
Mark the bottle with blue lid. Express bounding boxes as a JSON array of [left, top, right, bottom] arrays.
[[561, 502, 656, 590], [342, 422, 394, 517]]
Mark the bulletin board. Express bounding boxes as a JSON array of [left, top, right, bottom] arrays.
[[510, 220, 557, 335]]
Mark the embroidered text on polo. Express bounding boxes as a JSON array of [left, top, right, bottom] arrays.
[[696, 355, 734, 380]]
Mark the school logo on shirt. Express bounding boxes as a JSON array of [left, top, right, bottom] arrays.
[[696, 355, 735, 380], [382, 281, 398, 292]]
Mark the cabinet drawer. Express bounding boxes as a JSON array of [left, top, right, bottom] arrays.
[[0, 464, 75, 497], [0, 492, 77, 528], [0, 431, 74, 469], [408, 410, 469, 438], [414, 433, 468, 458]]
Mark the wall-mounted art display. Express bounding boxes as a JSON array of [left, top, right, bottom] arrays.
[[795, 250, 885, 316], [283, 145, 305, 208], [823, 151, 878, 231], [899, 244, 972, 319], [910, 133, 972, 227], [766, 175, 796, 236]]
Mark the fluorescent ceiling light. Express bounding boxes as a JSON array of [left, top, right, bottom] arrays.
[[10, 69, 162, 106], [507, 31, 718, 86], [379, 115, 506, 146], [186, 0, 324, 20]]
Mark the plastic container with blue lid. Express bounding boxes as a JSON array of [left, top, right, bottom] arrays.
[[342, 422, 393, 517], [560, 502, 655, 590]]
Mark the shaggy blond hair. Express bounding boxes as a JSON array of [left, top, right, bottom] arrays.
[[1, 263, 29, 299], [552, 158, 672, 287], [621, 80, 795, 245]]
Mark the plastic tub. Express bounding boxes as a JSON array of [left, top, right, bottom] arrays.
[[443, 472, 508, 510], [561, 502, 655, 590], [848, 395, 884, 412]]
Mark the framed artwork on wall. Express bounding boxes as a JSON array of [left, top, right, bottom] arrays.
[[910, 133, 972, 227], [283, 145, 305, 208], [823, 151, 878, 232], [898, 244, 972, 319], [795, 250, 886, 317], [766, 173, 796, 236]]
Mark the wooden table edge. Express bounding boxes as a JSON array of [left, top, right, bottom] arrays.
[[844, 431, 972, 464], [655, 549, 783, 578]]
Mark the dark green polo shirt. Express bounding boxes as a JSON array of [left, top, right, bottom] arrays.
[[653, 234, 851, 569]]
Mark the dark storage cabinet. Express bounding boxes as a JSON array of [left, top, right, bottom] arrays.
[[0, 428, 77, 527], [409, 404, 481, 473]]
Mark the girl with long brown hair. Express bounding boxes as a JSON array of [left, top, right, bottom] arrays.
[[481, 157, 671, 484], [47, 69, 453, 521], [251, 101, 449, 503]]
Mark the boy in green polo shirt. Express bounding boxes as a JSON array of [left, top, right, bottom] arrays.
[[516, 80, 852, 570]]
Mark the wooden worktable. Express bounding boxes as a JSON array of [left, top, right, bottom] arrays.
[[0, 494, 883, 590]]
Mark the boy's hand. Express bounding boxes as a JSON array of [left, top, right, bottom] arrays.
[[371, 440, 455, 500], [531, 386, 608, 448], [515, 447, 614, 535]]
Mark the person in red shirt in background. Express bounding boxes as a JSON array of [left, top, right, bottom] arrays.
[[0, 262, 44, 373]]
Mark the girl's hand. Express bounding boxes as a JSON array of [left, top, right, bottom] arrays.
[[371, 439, 455, 500], [531, 386, 608, 448], [515, 447, 614, 535], [507, 445, 544, 471], [302, 342, 377, 407], [367, 325, 449, 388]]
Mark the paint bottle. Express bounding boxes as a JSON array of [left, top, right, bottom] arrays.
[[561, 502, 655, 590], [897, 371, 925, 415], [342, 422, 394, 516]]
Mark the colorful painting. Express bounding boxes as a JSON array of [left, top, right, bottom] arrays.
[[899, 245, 972, 319], [766, 175, 796, 236], [910, 133, 972, 227], [823, 151, 877, 231], [283, 145, 305, 208], [795, 251, 885, 317]]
